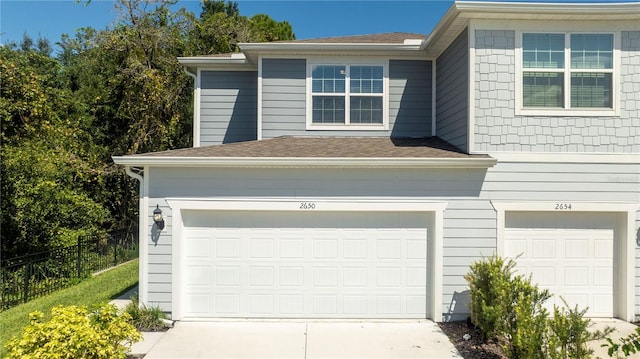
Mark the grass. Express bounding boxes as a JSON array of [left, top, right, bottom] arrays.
[[0, 259, 138, 356]]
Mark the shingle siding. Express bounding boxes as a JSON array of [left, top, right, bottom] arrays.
[[474, 30, 640, 153], [200, 71, 257, 145], [436, 28, 469, 152]]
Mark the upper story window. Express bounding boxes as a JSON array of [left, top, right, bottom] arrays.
[[517, 32, 616, 116], [307, 61, 388, 130]]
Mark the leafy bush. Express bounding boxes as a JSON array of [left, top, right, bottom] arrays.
[[501, 275, 550, 359], [124, 293, 168, 332], [465, 255, 606, 359], [545, 300, 612, 359], [464, 255, 516, 340], [603, 327, 640, 357], [4, 304, 140, 359]]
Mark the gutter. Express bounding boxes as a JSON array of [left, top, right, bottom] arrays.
[[112, 156, 497, 169]]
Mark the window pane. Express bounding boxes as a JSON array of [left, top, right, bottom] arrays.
[[571, 73, 612, 108], [523, 72, 564, 107], [522, 33, 564, 69], [312, 96, 345, 123], [350, 65, 383, 94], [350, 96, 383, 124], [312, 65, 345, 93], [571, 34, 613, 69]]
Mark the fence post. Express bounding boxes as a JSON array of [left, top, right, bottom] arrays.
[[23, 262, 31, 304], [77, 238, 82, 278], [113, 234, 118, 267]]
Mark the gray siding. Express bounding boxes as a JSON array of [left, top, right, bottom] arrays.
[[436, 28, 469, 152], [389, 60, 432, 137], [474, 30, 640, 153], [261, 59, 307, 138], [261, 58, 433, 139], [145, 162, 639, 318], [200, 71, 257, 145]]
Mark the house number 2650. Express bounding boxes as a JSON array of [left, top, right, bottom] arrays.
[[299, 202, 316, 210]]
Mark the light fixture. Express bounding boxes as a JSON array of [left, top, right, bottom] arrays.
[[153, 205, 165, 230]]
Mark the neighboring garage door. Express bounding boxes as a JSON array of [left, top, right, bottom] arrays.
[[181, 211, 429, 319], [504, 212, 615, 317]]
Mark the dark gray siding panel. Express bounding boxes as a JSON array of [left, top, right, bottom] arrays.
[[390, 60, 432, 137], [200, 71, 257, 145], [436, 28, 469, 152], [261, 59, 433, 138]]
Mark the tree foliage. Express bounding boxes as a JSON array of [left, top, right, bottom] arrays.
[[1, 0, 295, 258]]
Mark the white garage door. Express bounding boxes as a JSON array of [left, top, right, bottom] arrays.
[[181, 211, 428, 319], [504, 212, 615, 317]]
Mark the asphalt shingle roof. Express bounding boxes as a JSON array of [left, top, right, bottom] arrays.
[[133, 136, 488, 159]]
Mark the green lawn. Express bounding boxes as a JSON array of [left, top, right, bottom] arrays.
[[0, 259, 138, 355]]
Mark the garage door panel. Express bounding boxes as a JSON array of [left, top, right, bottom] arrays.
[[505, 213, 614, 317], [183, 212, 428, 318]]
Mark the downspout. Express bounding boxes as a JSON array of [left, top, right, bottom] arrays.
[[124, 166, 147, 306], [183, 67, 200, 147]]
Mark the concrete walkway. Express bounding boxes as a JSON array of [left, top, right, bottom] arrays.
[[588, 319, 639, 359], [142, 321, 462, 359]]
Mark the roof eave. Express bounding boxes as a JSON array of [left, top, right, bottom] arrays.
[[454, 1, 640, 15], [177, 56, 257, 71], [423, 1, 640, 56], [112, 156, 497, 169], [238, 43, 425, 51]]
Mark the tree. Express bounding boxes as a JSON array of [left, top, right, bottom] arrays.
[[0, 46, 108, 257], [188, 0, 295, 55], [250, 14, 295, 42], [1, 0, 296, 258]]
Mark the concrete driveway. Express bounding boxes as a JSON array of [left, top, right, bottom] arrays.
[[138, 320, 462, 359]]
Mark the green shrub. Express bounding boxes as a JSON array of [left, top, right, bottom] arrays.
[[124, 293, 168, 332], [464, 255, 516, 340], [545, 300, 612, 359], [4, 304, 140, 359], [502, 275, 550, 359], [465, 256, 603, 359], [603, 327, 640, 357]]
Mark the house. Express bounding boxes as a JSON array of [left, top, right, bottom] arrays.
[[113, 1, 640, 322]]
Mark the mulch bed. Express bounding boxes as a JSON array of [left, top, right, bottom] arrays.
[[438, 320, 506, 359]]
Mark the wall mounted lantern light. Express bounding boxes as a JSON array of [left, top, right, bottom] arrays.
[[153, 205, 165, 230]]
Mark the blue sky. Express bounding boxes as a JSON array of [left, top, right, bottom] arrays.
[[0, 0, 452, 51], [0, 0, 635, 53]]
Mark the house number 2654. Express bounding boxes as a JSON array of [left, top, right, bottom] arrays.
[[555, 203, 572, 210], [299, 202, 316, 210]]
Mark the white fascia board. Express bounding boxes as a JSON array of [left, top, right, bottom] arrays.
[[239, 42, 425, 52], [454, 1, 640, 16], [112, 156, 497, 168], [177, 56, 257, 71]]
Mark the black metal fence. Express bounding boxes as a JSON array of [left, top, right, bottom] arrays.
[[1, 228, 138, 311]]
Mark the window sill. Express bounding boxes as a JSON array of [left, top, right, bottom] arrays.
[[515, 108, 618, 117], [306, 124, 388, 131]]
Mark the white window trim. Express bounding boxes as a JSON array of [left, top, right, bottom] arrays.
[[306, 59, 390, 131], [515, 30, 620, 117]]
